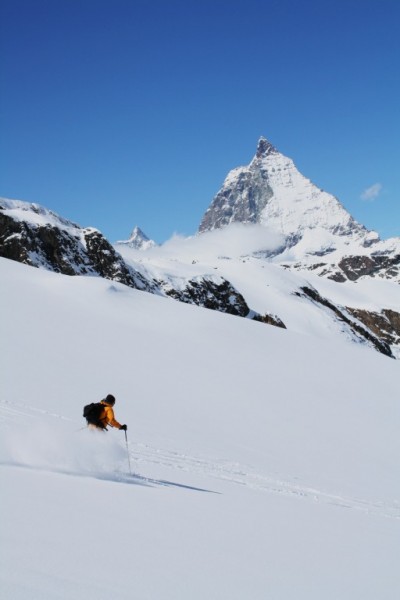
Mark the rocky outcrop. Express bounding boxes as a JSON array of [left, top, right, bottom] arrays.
[[337, 254, 400, 282], [252, 313, 286, 328], [163, 275, 289, 330], [287, 251, 400, 283], [164, 276, 250, 317], [346, 308, 400, 347], [297, 286, 393, 358], [0, 209, 85, 274], [0, 201, 155, 292], [82, 229, 154, 291]]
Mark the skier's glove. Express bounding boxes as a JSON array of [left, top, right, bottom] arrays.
[[120, 424, 127, 431]]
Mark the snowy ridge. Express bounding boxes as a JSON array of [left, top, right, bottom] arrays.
[[252, 144, 367, 239], [0, 197, 155, 291], [0, 197, 83, 231]]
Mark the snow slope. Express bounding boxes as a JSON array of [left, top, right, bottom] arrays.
[[117, 225, 400, 357], [1, 257, 400, 599]]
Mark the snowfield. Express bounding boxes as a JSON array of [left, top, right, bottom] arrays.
[[117, 225, 400, 358], [1, 256, 400, 600]]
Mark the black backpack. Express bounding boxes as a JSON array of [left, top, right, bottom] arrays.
[[83, 402, 105, 427]]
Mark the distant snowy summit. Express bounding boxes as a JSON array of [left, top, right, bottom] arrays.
[[115, 226, 157, 250], [199, 137, 400, 283]]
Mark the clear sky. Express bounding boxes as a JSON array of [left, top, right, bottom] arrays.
[[1, 0, 399, 243]]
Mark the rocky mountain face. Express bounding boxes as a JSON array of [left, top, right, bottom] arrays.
[[297, 286, 393, 358], [162, 275, 250, 317], [199, 137, 400, 284], [199, 137, 367, 239], [0, 199, 155, 292]]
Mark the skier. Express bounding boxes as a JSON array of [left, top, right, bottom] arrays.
[[85, 394, 128, 431]]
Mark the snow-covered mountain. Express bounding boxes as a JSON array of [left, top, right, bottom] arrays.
[[115, 225, 157, 250], [199, 138, 400, 283], [200, 137, 367, 238], [1, 195, 400, 358]]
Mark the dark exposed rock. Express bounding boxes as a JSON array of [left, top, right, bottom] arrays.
[[83, 229, 153, 291], [163, 275, 288, 330], [255, 137, 278, 158], [0, 206, 156, 292], [0, 211, 87, 274], [199, 167, 274, 232], [299, 286, 394, 358], [164, 276, 250, 317], [326, 270, 348, 283], [337, 254, 400, 282], [0, 212, 36, 264], [346, 308, 400, 347], [252, 313, 286, 329]]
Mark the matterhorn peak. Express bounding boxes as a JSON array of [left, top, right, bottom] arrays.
[[199, 136, 368, 246]]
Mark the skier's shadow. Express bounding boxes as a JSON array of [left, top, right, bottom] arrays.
[[117, 473, 220, 494], [2, 463, 219, 493]]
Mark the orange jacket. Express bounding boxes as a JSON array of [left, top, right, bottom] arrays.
[[99, 401, 122, 429]]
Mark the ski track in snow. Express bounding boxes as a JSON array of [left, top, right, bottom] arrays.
[[1, 400, 399, 521], [131, 441, 400, 521]]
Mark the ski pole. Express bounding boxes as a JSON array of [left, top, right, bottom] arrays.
[[124, 430, 132, 475]]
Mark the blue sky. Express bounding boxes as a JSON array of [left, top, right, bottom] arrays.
[[1, 0, 399, 243]]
